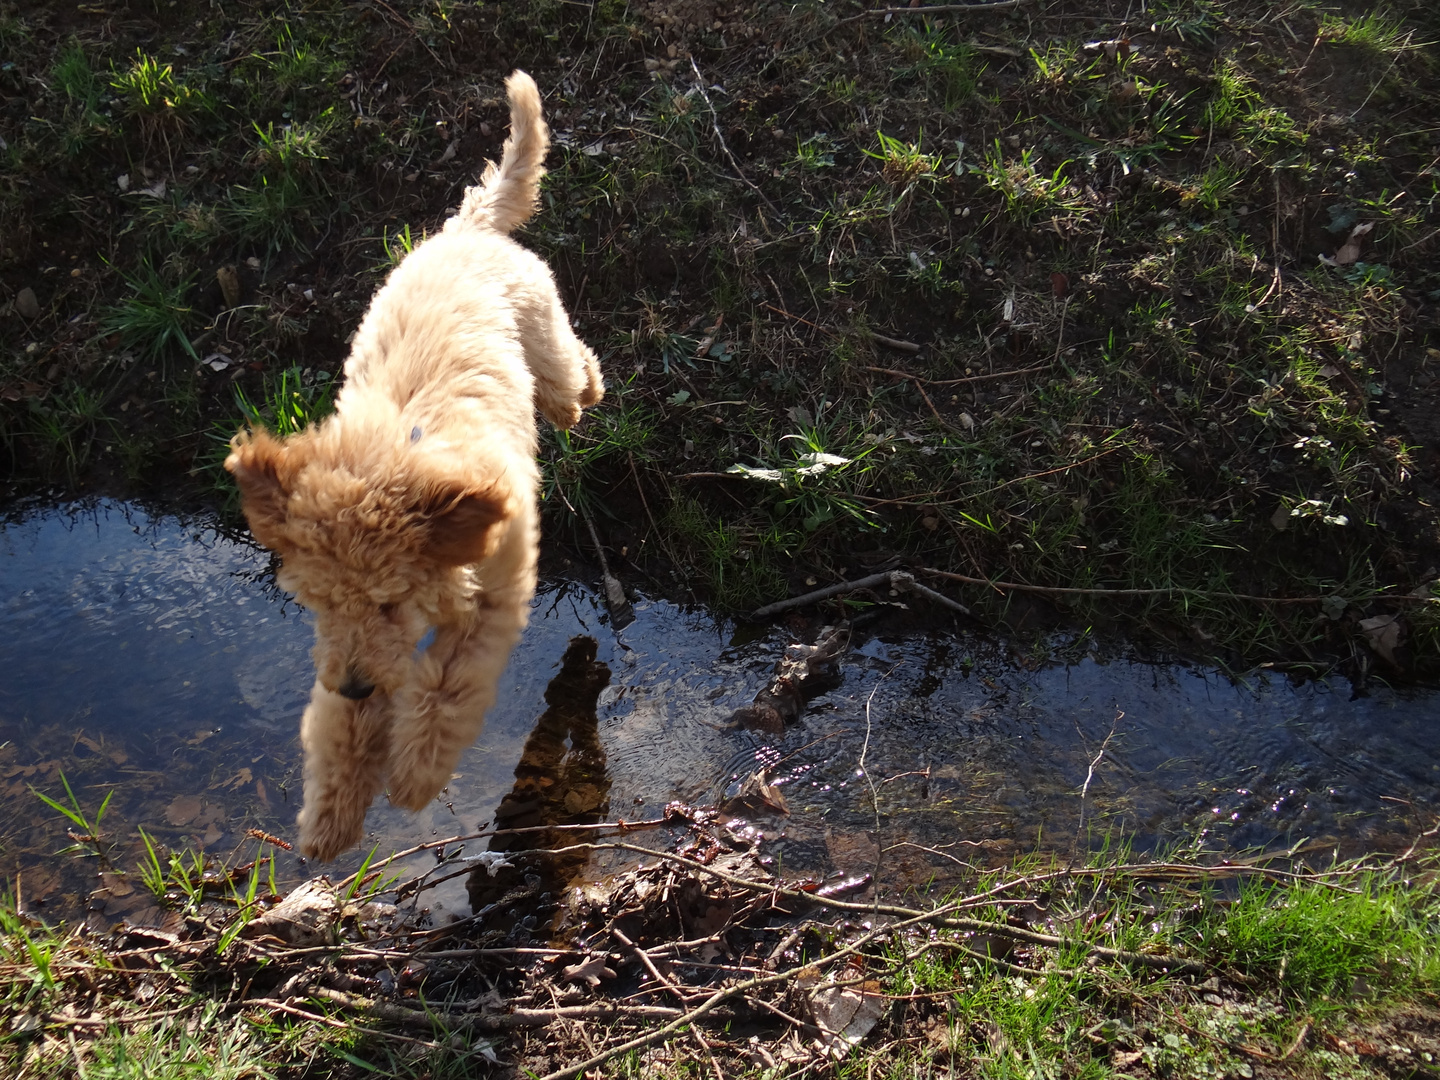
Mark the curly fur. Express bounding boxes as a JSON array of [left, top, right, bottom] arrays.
[[225, 71, 603, 861]]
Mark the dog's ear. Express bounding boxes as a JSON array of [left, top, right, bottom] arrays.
[[423, 483, 513, 567], [226, 428, 294, 550]]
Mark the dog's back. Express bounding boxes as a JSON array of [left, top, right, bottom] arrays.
[[453, 71, 549, 235]]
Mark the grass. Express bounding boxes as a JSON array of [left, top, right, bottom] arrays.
[[3, 803, 1438, 1079], [0, 0, 1437, 674]]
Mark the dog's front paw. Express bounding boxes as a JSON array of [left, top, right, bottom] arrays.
[[297, 800, 366, 862]]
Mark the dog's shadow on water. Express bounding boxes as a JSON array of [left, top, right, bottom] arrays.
[[465, 635, 611, 937]]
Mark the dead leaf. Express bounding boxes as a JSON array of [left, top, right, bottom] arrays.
[[1358, 614, 1403, 666], [1317, 364, 1342, 380], [255, 777, 269, 805], [242, 878, 339, 947], [186, 729, 216, 746], [809, 979, 885, 1058], [123, 906, 185, 943], [1050, 272, 1070, 298], [216, 266, 241, 309], [99, 871, 134, 897], [562, 954, 617, 986], [215, 768, 253, 792], [1333, 221, 1375, 266], [202, 822, 223, 846], [1269, 505, 1291, 532], [164, 794, 203, 826]]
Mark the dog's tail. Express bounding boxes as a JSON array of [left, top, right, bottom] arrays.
[[455, 71, 548, 235]]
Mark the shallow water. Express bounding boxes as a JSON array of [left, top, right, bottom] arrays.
[[2, 501, 1437, 922]]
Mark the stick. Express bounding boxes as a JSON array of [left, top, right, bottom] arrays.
[[560, 491, 633, 629], [865, 363, 1047, 386], [918, 567, 1431, 605], [868, 330, 922, 353], [309, 986, 693, 1031], [822, 1, 1033, 38], [688, 58, 780, 215], [751, 570, 969, 619]]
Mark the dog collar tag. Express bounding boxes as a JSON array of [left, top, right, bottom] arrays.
[[410, 425, 423, 444], [414, 625, 437, 657]]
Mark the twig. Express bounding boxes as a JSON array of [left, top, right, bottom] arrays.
[[822, 1, 1033, 38], [865, 363, 1047, 386], [919, 566, 1431, 606], [762, 301, 838, 337], [867, 330, 922, 353], [246, 997, 444, 1049], [1077, 709, 1122, 836], [751, 569, 969, 619], [533, 908, 923, 1080], [368, 0, 446, 69], [561, 490, 632, 627], [1391, 817, 1440, 866], [332, 819, 669, 892], [688, 58, 780, 215], [309, 986, 692, 1030]]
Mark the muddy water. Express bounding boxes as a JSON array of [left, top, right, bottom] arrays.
[[2, 501, 1438, 923]]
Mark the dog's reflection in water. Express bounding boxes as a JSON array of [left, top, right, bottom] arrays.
[[466, 635, 611, 939]]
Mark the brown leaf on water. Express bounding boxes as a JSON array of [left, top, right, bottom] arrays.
[[214, 767, 253, 792], [165, 794, 203, 826], [76, 734, 103, 754], [99, 871, 134, 897], [202, 822, 223, 846], [255, 777, 269, 806]]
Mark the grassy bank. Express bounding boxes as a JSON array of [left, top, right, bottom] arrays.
[[2, 810, 1438, 1079], [2, 0, 1439, 670]]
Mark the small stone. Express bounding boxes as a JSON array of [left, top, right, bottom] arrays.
[[14, 287, 39, 319]]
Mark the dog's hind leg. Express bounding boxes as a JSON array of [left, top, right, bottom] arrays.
[[296, 684, 392, 861]]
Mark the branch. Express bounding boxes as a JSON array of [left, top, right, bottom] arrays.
[[751, 569, 970, 619]]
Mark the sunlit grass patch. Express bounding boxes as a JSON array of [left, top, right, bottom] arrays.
[[99, 260, 200, 367]]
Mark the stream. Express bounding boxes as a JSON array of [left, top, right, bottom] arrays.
[[2, 500, 1437, 924]]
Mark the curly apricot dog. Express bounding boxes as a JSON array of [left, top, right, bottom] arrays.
[[226, 72, 602, 861]]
